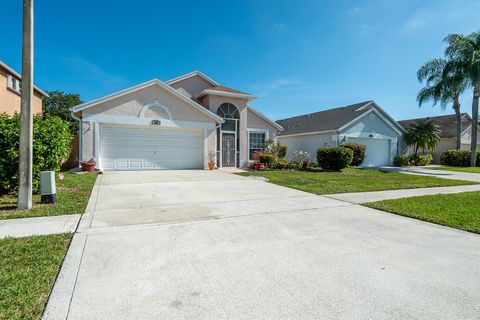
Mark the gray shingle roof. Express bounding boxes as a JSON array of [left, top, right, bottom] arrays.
[[398, 113, 471, 138], [276, 101, 374, 136]]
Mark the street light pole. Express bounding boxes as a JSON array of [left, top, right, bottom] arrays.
[[18, 0, 34, 210]]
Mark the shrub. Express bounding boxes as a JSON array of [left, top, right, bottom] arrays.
[[440, 150, 480, 167], [269, 159, 287, 169], [409, 153, 433, 166], [258, 153, 275, 167], [316, 146, 353, 171], [340, 143, 366, 166], [264, 140, 288, 159], [394, 155, 410, 167], [0, 114, 72, 194]]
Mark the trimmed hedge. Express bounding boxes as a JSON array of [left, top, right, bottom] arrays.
[[258, 153, 275, 167], [0, 114, 72, 194], [340, 143, 366, 166], [409, 153, 433, 166], [277, 145, 288, 159], [394, 154, 433, 167], [394, 155, 410, 167], [440, 150, 480, 167], [317, 146, 353, 171]]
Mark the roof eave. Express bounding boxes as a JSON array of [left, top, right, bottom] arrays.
[[71, 79, 224, 123]]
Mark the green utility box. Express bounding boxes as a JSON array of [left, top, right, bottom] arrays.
[[40, 171, 57, 204]]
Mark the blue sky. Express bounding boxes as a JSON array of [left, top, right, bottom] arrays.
[[1, 0, 479, 121]]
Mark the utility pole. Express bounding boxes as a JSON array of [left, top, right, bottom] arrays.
[[18, 0, 34, 210]]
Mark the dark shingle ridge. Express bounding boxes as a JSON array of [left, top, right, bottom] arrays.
[[276, 100, 374, 136], [398, 113, 471, 138]]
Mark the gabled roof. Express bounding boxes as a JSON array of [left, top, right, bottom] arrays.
[[165, 70, 219, 86], [0, 60, 48, 97], [197, 85, 256, 100], [247, 105, 283, 131], [277, 101, 404, 136], [71, 78, 224, 123], [398, 113, 473, 138]]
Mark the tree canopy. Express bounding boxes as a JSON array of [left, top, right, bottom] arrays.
[[42, 91, 82, 134]]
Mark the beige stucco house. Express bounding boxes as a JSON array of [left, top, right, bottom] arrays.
[[0, 60, 47, 115], [72, 71, 282, 170], [399, 113, 480, 163]]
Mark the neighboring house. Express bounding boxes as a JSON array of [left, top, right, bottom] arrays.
[[0, 60, 47, 115], [72, 71, 282, 170], [398, 113, 480, 163], [276, 101, 406, 167]]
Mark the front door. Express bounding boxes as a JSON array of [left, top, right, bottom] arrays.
[[222, 133, 236, 167]]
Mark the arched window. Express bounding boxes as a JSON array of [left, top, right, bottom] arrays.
[[217, 103, 240, 119], [217, 103, 239, 131]]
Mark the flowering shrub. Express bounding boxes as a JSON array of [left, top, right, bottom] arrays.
[[290, 151, 311, 164]]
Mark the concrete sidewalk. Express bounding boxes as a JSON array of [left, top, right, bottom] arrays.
[[326, 184, 480, 204], [0, 214, 80, 239], [378, 166, 480, 183]]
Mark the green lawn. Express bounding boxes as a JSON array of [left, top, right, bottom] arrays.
[[0, 233, 72, 320], [0, 172, 97, 220], [428, 166, 480, 173], [238, 168, 476, 194], [366, 191, 480, 234]]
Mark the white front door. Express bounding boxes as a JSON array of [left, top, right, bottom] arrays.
[[100, 124, 203, 170], [348, 137, 390, 167]]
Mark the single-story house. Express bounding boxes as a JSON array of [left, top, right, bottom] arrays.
[[72, 71, 282, 170], [398, 113, 480, 163], [276, 101, 406, 167]]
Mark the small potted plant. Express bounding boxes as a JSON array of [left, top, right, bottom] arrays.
[[80, 158, 96, 172], [208, 151, 216, 170]]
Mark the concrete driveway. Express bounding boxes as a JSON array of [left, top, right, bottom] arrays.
[[44, 170, 480, 320]]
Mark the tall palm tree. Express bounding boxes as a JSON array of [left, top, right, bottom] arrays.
[[444, 32, 480, 166], [404, 120, 441, 154], [417, 58, 467, 150]]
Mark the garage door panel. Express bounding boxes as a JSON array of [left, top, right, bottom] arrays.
[[348, 137, 390, 167], [100, 124, 203, 170]]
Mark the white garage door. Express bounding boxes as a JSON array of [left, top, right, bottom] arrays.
[[100, 124, 203, 170], [348, 137, 390, 167]]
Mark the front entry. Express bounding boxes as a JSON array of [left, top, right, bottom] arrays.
[[222, 133, 236, 167]]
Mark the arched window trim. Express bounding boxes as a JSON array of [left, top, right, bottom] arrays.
[[217, 103, 240, 119]]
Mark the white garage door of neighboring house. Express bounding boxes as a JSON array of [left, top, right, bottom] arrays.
[[100, 124, 203, 170], [348, 137, 390, 167]]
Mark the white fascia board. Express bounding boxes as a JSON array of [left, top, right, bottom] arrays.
[[278, 130, 336, 138], [165, 70, 220, 86], [247, 105, 283, 131], [0, 60, 48, 97], [71, 79, 224, 123], [197, 90, 257, 101]]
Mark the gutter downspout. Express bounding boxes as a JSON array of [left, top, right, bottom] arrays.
[[71, 111, 82, 166]]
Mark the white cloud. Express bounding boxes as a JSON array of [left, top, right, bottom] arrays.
[[61, 57, 129, 89], [403, 11, 436, 31], [249, 78, 299, 96], [272, 23, 287, 32]]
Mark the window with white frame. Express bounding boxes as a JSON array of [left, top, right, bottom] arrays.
[[7, 75, 21, 93], [249, 131, 266, 160]]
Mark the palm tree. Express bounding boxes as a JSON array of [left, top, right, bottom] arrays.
[[444, 32, 480, 166], [405, 120, 441, 154], [417, 58, 467, 150]]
